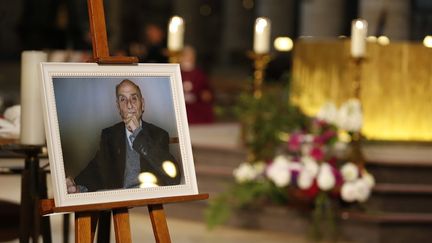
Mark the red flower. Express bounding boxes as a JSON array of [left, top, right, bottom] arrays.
[[288, 133, 302, 152], [310, 146, 324, 161], [302, 180, 319, 199]]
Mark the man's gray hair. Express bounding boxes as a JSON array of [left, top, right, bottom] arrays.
[[115, 79, 143, 98]]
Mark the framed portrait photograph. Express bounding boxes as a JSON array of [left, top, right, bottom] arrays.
[[40, 63, 198, 207]]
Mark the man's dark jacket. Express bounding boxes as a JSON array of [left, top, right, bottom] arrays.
[[75, 121, 181, 192]]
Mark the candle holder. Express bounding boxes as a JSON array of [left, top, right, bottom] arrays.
[[168, 50, 182, 64], [351, 57, 366, 100], [350, 56, 367, 166], [0, 143, 51, 242], [247, 51, 271, 99]]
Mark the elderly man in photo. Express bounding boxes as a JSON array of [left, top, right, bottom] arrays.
[[67, 79, 181, 193]]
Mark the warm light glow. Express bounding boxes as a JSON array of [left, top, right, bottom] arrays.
[[138, 172, 158, 188], [253, 17, 271, 54], [355, 20, 365, 29], [162, 161, 178, 178], [350, 19, 368, 58], [274, 37, 293, 52], [377, 36, 390, 45], [255, 18, 268, 33], [168, 16, 185, 51], [367, 36, 377, 42], [423, 36, 432, 48], [169, 16, 183, 32]]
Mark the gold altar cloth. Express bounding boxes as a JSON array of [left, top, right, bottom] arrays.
[[291, 40, 432, 141]]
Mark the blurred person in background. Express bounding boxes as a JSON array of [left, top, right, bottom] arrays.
[[180, 46, 214, 124]]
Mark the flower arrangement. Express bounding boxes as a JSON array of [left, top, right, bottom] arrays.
[[206, 97, 375, 240]]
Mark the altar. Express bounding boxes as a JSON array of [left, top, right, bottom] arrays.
[[291, 39, 432, 141]]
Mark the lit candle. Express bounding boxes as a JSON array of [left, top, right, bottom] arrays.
[[253, 17, 271, 54], [350, 19, 368, 58], [20, 51, 47, 145], [168, 16, 185, 52]]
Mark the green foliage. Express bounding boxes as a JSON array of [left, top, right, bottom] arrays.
[[205, 83, 307, 229], [310, 192, 338, 241], [235, 85, 307, 161], [205, 179, 289, 229], [205, 194, 232, 229]]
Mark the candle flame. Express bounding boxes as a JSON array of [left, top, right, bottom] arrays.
[[355, 20, 365, 29], [255, 18, 268, 33], [169, 16, 184, 33], [423, 36, 432, 48]]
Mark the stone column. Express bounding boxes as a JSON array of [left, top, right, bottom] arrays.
[[255, 0, 297, 38], [360, 0, 410, 40], [107, 0, 122, 52], [299, 0, 345, 37], [219, 0, 254, 64]]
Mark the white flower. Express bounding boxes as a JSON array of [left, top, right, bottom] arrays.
[[332, 140, 350, 159], [301, 156, 319, 177], [336, 99, 363, 132], [297, 170, 314, 189], [253, 161, 266, 175], [317, 163, 336, 191], [341, 182, 357, 202], [334, 141, 348, 151], [273, 155, 290, 165], [301, 143, 313, 157], [341, 162, 359, 182], [361, 171, 375, 188], [354, 178, 371, 202], [288, 161, 302, 172], [233, 163, 257, 183], [266, 155, 291, 187], [303, 134, 314, 143], [317, 102, 338, 125]]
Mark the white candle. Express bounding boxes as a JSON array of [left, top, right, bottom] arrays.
[[253, 17, 271, 54], [350, 19, 368, 58], [168, 16, 185, 51], [20, 51, 47, 145]]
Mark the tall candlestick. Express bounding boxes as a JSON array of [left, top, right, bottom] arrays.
[[168, 16, 185, 52], [253, 17, 271, 54], [350, 19, 368, 58], [20, 51, 47, 145]]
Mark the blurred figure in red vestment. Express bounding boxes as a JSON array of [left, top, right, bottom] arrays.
[[180, 46, 214, 124]]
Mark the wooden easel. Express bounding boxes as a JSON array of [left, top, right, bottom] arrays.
[[40, 0, 209, 242], [40, 194, 208, 243]]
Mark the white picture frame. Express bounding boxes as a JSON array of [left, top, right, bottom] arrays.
[[40, 63, 198, 207]]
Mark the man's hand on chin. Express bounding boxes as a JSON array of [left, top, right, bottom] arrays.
[[125, 114, 140, 132], [66, 177, 79, 193]]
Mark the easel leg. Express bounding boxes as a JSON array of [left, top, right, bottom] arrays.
[[113, 208, 131, 243], [148, 204, 171, 243], [39, 169, 52, 243], [19, 169, 31, 243], [75, 212, 98, 243]]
